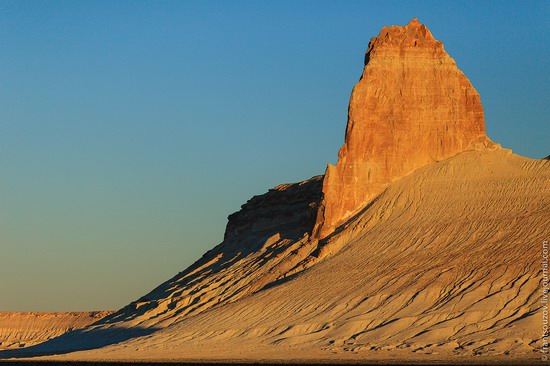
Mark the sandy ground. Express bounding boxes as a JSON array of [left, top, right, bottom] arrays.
[[4, 147, 545, 365]]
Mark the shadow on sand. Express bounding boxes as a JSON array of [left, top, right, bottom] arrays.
[[0, 326, 158, 359]]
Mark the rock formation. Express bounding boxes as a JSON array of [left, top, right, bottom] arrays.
[[313, 18, 492, 238], [2, 18, 548, 365]]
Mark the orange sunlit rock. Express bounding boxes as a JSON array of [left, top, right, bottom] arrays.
[[314, 18, 492, 238]]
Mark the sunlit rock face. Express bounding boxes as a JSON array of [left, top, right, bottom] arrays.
[[314, 18, 491, 238]]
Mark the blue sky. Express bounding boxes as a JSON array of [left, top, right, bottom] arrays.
[[1, 1, 548, 311]]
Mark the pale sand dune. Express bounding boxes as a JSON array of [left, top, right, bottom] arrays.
[[0, 311, 112, 349], [44, 147, 548, 364]]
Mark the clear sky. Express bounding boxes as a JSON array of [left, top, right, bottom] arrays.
[[1, 1, 548, 311]]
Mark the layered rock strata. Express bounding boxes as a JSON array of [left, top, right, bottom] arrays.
[[0, 312, 112, 349]]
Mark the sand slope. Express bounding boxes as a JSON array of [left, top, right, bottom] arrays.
[[52, 147, 548, 363]]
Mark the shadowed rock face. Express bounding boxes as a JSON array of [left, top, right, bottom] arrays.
[[313, 18, 492, 238], [224, 177, 322, 243]]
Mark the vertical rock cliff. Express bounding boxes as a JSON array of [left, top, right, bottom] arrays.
[[314, 18, 492, 238]]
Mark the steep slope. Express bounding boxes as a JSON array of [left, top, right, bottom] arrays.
[[70, 147, 549, 363], [313, 18, 492, 239], [0, 312, 112, 349]]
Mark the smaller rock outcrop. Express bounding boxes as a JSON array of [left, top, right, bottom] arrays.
[[99, 176, 323, 327]]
